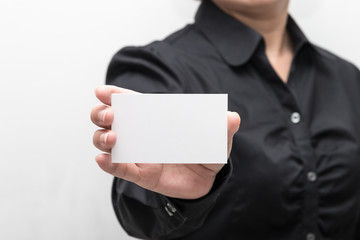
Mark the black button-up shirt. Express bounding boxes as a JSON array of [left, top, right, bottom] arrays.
[[107, 1, 360, 239]]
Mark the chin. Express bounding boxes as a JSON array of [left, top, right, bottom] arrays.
[[212, 0, 288, 14]]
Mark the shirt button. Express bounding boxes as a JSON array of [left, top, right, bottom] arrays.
[[166, 202, 177, 213], [290, 112, 301, 124], [306, 233, 316, 240], [164, 202, 177, 217], [307, 171, 317, 182]]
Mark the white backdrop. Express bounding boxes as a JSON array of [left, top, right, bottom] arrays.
[[0, 0, 359, 239]]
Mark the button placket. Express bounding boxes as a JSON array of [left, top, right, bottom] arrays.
[[288, 114, 319, 237]]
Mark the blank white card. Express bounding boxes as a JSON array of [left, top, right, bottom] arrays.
[[111, 94, 227, 164]]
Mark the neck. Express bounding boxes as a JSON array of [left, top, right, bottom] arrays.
[[212, 0, 291, 58], [212, 0, 293, 82]]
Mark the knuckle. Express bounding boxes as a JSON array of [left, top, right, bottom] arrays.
[[90, 108, 98, 123], [93, 130, 101, 147], [91, 105, 102, 123], [91, 105, 113, 127], [93, 129, 113, 153]]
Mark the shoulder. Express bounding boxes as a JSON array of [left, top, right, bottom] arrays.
[[106, 24, 219, 92], [109, 23, 218, 71], [311, 44, 359, 78], [310, 44, 360, 103]]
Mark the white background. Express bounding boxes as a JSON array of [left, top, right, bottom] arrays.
[[0, 0, 359, 239]]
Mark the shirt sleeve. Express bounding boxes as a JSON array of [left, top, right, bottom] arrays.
[[112, 161, 232, 239], [106, 42, 184, 93], [107, 43, 232, 239], [356, 69, 360, 240], [350, 66, 360, 240]]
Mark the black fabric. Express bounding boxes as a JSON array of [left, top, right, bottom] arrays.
[[108, 1, 360, 239]]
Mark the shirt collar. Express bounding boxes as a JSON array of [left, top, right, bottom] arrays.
[[195, 0, 310, 66]]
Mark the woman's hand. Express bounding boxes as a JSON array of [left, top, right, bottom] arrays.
[[91, 85, 240, 199]]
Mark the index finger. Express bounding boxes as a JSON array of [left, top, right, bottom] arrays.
[[95, 85, 139, 106]]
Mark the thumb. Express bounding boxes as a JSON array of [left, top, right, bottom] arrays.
[[95, 85, 138, 106], [227, 111, 241, 158]]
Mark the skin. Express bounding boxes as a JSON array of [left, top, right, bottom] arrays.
[[212, 0, 293, 82], [91, 0, 292, 200]]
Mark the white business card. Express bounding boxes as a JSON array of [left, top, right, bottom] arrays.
[[111, 94, 227, 164]]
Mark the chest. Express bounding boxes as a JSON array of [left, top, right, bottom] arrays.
[[187, 55, 360, 211]]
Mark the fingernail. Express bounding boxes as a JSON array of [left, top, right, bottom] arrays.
[[101, 132, 110, 145], [98, 109, 108, 124]]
